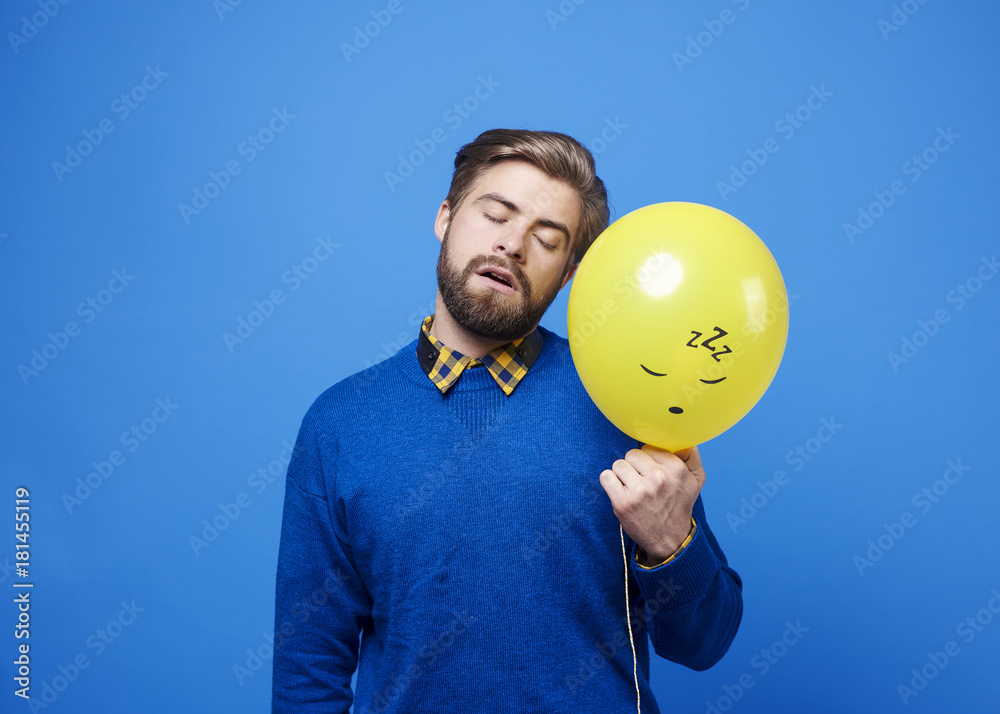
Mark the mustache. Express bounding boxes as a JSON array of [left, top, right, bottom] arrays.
[[465, 255, 530, 297]]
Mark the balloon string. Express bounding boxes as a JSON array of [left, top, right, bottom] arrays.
[[621, 523, 641, 713]]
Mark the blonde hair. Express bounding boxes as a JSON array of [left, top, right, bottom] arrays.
[[446, 129, 609, 267]]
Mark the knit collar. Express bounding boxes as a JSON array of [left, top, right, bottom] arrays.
[[415, 314, 544, 396]]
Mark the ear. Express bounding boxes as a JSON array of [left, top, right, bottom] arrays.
[[434, 200, 451, 243], [559, 261, 579, 290]]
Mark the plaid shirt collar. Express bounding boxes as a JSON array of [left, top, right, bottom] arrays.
[[415, 314, 544, 396]]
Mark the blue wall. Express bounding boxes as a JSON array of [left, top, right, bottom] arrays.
[[2, 1, 998, 712]]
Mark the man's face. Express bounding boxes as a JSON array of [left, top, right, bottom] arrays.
[[434, 160, 582, 341]]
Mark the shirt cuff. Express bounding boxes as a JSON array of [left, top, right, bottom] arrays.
[[634, 517, 698, 570]]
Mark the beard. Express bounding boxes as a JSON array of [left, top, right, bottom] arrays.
[[436, 225, 564, 342]]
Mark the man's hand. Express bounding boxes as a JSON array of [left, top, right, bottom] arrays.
[[599, 444, 706, 562]]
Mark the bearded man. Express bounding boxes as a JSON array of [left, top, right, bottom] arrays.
[[271, 128, 743, 713]]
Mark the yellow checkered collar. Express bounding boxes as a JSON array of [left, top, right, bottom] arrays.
[[415, 314, 544, 396]]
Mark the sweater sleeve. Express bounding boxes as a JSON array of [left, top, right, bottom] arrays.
[[272, 405, 373, 713], [627, 494, 743, 671]]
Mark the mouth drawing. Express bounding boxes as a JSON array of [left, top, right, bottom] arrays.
[[639, 362, 728, 416]]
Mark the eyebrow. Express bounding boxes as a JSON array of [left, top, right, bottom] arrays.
[[473, 192, 572, 248]]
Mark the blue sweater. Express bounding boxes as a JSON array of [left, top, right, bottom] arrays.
[[272, 326, 743, 713]]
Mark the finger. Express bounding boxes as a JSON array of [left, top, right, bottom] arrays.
[[638, 443, 677, 467], [674, 445, 700, 468], [599, 468, 627, 499], [610, 457, 643, 491], [636, 445, 690, 480], [674, 445, 695, 459], [675, 446, 706, 488], [640, 444, 704, 490]]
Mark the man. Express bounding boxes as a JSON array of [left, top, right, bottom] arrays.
[[272, 129, 743, 713]]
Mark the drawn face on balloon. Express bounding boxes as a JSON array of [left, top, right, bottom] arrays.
[[566, 202, 788, 451], [638, 326, 736, 415]]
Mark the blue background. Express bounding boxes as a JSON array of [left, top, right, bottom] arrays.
[[2, 1, 998, 712]]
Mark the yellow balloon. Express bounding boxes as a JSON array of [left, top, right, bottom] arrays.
[[567, 202, 789, 452]]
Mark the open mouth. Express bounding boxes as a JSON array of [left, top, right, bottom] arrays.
[[476, 269, 517, 294]]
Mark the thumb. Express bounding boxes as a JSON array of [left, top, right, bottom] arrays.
[[674, 445, 704, 471]]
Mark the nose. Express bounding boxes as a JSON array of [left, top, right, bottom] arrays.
[[493, 224, 527, 263]]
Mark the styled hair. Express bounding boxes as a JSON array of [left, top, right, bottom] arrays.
[[446, 128, 609, 267]]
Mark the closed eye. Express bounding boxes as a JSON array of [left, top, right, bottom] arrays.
[[486, 213, 557, 250], [642, 364, 726, 384]]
